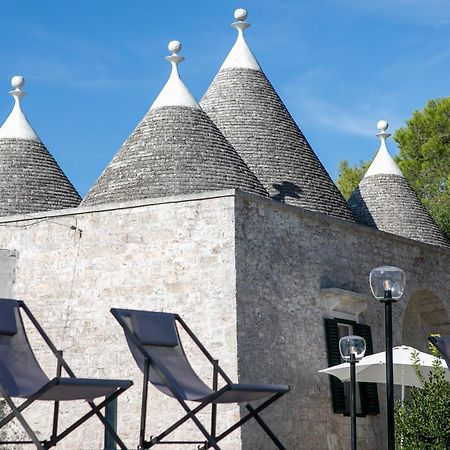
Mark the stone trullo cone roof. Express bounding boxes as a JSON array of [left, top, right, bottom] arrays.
[[0, 76, 81, 217], [200, 9, 355, 222], [83, 41, 267, 206], [348, 121, 450, 249]]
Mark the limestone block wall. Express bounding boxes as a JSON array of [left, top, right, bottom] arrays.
[[233, 191, 450, 450], [0, 189, 448, 450], [0, 191, 241, 450]]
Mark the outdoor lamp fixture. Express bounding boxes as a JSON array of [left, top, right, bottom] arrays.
[[339, 335, 366, 450], [370, 265, 405, 450]]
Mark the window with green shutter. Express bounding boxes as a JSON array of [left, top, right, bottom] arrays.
[[324, 318, 380, 416]]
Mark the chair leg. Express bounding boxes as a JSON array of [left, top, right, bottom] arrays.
[[245, 404, 285, 449], [51, 351, 63, 441], [1, 393, 45, 450], [87, 392, 130, 450], [211, 361, 218, 439], [139, 359, 150, 449], [144, 402, 221, 450], [144, 392, 225, 448], [206, 393, 286, 450], [183, 408, 221, 450], [0, 395, 36, 429], [45, 389, 129, 450]]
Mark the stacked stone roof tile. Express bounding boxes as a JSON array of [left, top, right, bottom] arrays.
[[83, 41, 268, 206], [0, 77, 81, 216], [0, 138, 81, 216], [349, 175, 450, 249], [201, 17, 355, 222], [82, 105, 268, 206], [348, 122, 449, 249], [2, 10, 449, 255]]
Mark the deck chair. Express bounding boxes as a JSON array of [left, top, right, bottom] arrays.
[[0, 299, 133, 450], [111, 308, 290, 450], [428, 335, 450, 366]]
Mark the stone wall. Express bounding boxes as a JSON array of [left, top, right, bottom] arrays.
[[234, 191, 450, 450], [0, 191, 241, 450], [0, 189, 448, 450]]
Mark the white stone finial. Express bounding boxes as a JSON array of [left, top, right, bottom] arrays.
[[377, 119, 388, 133], [0, 75, 40, 142], [364, 119, 403, 178], [11, 75, 25, 91], [221, 8, 261, 71], [10, 75, 27, 101], [165, 40, 185, 67], [150, 41, 200, 110], [376, 119, 391, 141], [168, 40, 182, 55], [234, 8, 248, 21], [231, 7, 251, 33]]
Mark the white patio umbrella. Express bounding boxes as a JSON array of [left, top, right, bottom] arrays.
[[319, 345, 450, 402]]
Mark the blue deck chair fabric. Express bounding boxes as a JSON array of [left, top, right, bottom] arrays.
[[112, 307, 289, 450], [0, 299, 132, 450]]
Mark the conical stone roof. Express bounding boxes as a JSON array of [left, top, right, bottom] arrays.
[[83, 41, 267, 206], [200, 9, 355, 222], [348, 121, 450, 249], [0, 76, 81, 217]]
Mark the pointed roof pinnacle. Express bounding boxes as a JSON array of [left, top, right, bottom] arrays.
[[364, 120, 404, 178], [150, 40, 200, 110], [0, 76, 40, 142], [220, 8, 261, 72]]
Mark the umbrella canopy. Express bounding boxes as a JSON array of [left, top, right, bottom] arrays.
[[319, 345, 450, 401]]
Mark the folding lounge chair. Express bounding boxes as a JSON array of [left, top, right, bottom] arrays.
[[0, 299, 133, 450], [111, 308, 290, 450], [428, 335, 450, 366]]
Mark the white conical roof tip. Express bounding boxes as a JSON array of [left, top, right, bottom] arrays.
[[150, 40, 200, 110], [220, 8, 261, 72], [364, 119, 403, 178], [0, 75, 40, 142]]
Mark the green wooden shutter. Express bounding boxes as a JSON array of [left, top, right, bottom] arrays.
[[354, 323, 380, 415], [324, 318, 347, 414]]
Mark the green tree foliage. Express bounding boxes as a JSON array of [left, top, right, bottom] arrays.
[[395, 345, 450, 449], [395, 98, 450, 241], [336, 97, 450, 240], [336, 160, 370, 200]]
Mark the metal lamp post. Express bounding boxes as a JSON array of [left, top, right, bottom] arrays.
[[339, 335, 366, 450], [369, 266, 405, 450]]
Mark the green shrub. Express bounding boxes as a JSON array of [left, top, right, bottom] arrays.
[[395, 345, 450, 449]]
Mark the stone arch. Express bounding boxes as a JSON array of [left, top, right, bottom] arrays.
[[402, 289, 450, 352]]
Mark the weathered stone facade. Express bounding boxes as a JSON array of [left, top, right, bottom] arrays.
[[0, 189, 448, 449], [234, 191, 450, 449], [0, 192, 240, 449]]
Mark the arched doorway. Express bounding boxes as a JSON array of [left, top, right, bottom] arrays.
[[402, 289, 450, 352]]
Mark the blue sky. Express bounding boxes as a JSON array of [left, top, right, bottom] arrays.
[[1, 0, 449, 196]]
